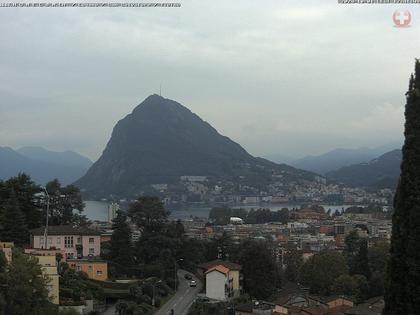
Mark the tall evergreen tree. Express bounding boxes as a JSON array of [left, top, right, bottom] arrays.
[[110, 211, 133, 276], [385, 60, 420, 315], [0, 191, 28, 246], [352, 239, 370, 279]]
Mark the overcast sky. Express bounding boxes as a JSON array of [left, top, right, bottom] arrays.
[[0, 0, 418, 161]]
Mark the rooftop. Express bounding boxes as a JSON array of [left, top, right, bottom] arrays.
[[198, 259, 242, 271], [205, 265, 230, 275], [30, 225, 101, 236]]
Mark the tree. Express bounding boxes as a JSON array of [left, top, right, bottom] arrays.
[[300, 251, 348, 295], [352, 239, 370, 279], [385, 60, 420, 315], [0, 191, 28, 246], [344, 231, 370, 278], [109, 211, 133, 276], [0, 173, 43, 229], [1, 251, 56, 315], [237, 240, 279, 299], [331, 274, 368, 304], [45, 179, 86, 226], [128, 197, 169, 234], [284, 249, 303, 282]]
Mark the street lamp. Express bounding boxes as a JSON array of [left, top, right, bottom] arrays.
[[41, 187, 50, 249], [174, 258, 183, 292], [152, 279, 162, 314]]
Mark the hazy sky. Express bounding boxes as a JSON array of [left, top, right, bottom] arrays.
[[0, 0, 418, 161]]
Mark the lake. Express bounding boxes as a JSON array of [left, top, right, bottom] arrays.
[[83, 200, 359, 222]]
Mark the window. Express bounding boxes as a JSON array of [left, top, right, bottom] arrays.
[[48, 237, 52, 244], [40, 237, 44, 245], [77, 237, 81, 244], [96, 270, 103, 276], [88, 265, 93, 272], [64, 236, 74, 248], [57, 237, 61, 244], [76, 265, 81, 272], [89, 237, 94, 243], [89, 248, 95, 255]]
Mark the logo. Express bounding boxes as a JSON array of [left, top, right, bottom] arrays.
[[393, 10, 412, 28]]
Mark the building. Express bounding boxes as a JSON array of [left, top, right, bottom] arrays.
[[108, 202, 120, 223], [199, 260, 242, 301], [24, 248, 67, 262], [230, 217, 244, 225], [30, 225, 102, 259], [67, 258, 108, 281], [0, 241, 13, 264]]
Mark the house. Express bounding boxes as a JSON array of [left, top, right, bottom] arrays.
[[322, 296, 353, 309], [199, 260, 242, 301], [0, 241, 13, 264], [235, 301, 279, 315], [28, 253, 60, 305], [29, 225, 102, 259], [67, 258, 108, 281], [24, 248, 67, 263], [344, 297, 383, 315]]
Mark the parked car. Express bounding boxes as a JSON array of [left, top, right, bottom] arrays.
[[184, 273, 192, 280], [189, 280, 197, 287]]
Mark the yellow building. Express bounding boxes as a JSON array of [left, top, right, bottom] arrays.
[[0, 241, 14, 264], [32, 254, 60, 305]]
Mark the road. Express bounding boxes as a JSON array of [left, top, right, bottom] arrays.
[[155, 269, 202, 315], [102, 270, 201, 315], [102, 303, 116, 315]]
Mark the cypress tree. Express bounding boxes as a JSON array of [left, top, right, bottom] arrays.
[[384, 60, 420, 315], [352, 239, 370, 279], [109, 211, 133, 276], [0, 191, 28, 246]]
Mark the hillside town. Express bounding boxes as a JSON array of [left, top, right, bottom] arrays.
[[103, 175, 394, 208], [0, 193, 392, 315]]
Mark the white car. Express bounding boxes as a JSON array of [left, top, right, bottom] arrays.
[[189, 280, 197, 287]]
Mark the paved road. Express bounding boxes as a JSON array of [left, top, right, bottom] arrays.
[[102, 303, 116, 315], [155, 269, 202, 315], [101, 270, 201, 315]]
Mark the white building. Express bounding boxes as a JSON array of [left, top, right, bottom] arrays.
[[205, 264, 241, 301], [230, 217, 244, 225], [108, 203, 120, 223]]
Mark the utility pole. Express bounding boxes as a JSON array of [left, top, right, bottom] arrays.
[[42, 187, 50, 249]]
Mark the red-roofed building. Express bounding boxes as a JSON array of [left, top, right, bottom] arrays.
[[203, 261, 242, 301]]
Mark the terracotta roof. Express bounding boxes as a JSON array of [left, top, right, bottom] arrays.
[[205, 264, 230, 275], [30, 225, 101, 236], [302, 305, 329, 315], [198, 259, 242, 271]]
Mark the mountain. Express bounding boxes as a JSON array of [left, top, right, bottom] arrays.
[[76, 94, 321, 198], [261, 153, 297, 164], [290, 145, 400, 175], [0, 146, 92, 185], [17, 146, 92, 170], [326, 149, 402, 189]]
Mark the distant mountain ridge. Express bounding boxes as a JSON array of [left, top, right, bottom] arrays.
[[326, 149, 402, 189], [0, 146, 92, 185], [76, 94, 321, 197], [290, 144, 401, 175]]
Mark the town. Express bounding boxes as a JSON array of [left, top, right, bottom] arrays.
[[0, 173, 392, 315]]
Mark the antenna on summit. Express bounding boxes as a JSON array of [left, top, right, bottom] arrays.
[[159, 83, 162, 96]]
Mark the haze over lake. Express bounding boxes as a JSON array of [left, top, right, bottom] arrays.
[[83, 200, 362, 222]]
